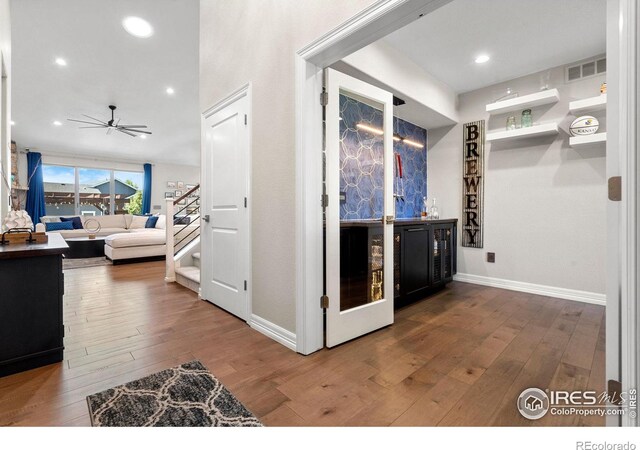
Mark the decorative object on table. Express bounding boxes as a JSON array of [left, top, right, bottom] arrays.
[[84, 218, 102, 239], [521, 109, 533, 128], [600, 82, 607, 94], [569, 116, 600, 136], [176, 181, 185, 189], [0, 228, 48, 245], [429, 197, 440, 220], [421, 197, 428, 219], [167, 181, 176, 189], [506, 115, 517, 131], [462, 120, 484, 248], [68, 105, 152, 137], [86, 360, 262, 427], [165, 192, 174, 198], [174, 190, 183, 198], [2, 210, 33, 232]]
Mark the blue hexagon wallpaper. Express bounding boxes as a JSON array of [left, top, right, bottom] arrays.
[[339, 94, 427, 220]]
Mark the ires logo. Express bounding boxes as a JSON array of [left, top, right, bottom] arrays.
[[549, 390, 598, 406]]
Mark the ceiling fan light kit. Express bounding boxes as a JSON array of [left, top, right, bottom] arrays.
[[68, 105, 152, 137]]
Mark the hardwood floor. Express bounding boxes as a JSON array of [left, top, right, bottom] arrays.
[[0, 261, 605, 426]]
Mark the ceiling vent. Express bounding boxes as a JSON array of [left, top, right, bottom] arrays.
[[566, 57, 606, 83]]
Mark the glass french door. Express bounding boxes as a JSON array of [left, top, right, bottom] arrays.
[[325, 68, 394, 347]]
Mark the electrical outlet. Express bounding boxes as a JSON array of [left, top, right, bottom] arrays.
[[487, 252, 495, 263]]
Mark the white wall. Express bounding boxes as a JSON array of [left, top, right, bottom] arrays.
[[340, 40, 458, 127], [200, 0, 377, 334], [0, 0, 11, 221], [428, 64, 607, 296], [151, 162, 200, 214]]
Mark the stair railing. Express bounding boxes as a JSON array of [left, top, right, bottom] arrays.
[[165, 184, 200, 282]]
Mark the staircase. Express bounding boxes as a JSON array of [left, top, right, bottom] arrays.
[[165, 185, 201, 294]]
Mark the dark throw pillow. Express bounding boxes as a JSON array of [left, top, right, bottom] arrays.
[[46, 221, 74, 232], [145, 216, 159, 228], [60, 216, 83, 230]]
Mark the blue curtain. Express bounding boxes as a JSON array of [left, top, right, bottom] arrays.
[[25, 152, 46, 226], [142, 163, 152, 215]]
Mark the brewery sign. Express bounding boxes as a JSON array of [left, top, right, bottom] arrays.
[[462, 120, 484, 248]]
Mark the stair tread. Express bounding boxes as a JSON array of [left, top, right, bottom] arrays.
[[175, 265, 200, 283], [192, 252, 200, 260]]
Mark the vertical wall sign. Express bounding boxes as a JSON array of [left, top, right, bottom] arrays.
[[462, 120, 484, 248]]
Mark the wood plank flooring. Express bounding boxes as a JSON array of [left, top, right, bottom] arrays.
[[0, 261, 605, 426]]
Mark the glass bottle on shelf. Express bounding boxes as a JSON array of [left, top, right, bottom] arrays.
[[421, 197, 428, 219], [429, 197, 440, 220], [521, 109, 532, 128], [506, 116, 516, 131]]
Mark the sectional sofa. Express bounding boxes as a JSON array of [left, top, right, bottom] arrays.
[[35, 214, 199, 263]]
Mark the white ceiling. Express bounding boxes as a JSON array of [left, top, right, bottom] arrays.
[[10, 0, 200, 166], [383, 0, 607, 94]]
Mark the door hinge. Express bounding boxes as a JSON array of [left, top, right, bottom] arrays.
[[244, 280, 247, 291], [321, 295, 329, 309], [608, 176, 621, 201], [244, 197, 247, 208], [244, 114, 248, 125], [321, 194, 329, 208], [320, 91, 328, 106]]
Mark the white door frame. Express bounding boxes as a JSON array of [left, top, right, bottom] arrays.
[[294, 2, 640, 426], [201, 82, 253, 322], [294, 0, 452, 354]]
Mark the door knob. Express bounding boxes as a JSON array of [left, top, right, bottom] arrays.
[[202, 215, 210, 222]]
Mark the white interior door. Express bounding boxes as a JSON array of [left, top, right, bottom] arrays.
[[201, 90, 250, 321], [325, 68, 394, 347]]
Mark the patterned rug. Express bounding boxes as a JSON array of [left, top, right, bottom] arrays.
[[63, 256, 112, 270], [86, 360, 262, 427]]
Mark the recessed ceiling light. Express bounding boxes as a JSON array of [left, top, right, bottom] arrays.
[[10, 120, 15, 126], [140, 135, 147, 139], [55, 57, 67, 66], [53, 120, 62, 126], [122, 16, 154, 38], [166, 87, 175, 95], [475, 54, 490, 64]]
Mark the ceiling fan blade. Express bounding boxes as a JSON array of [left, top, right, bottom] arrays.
[[117, 125, 147, 128], [78, 126, 107, 128], [120, 127, 152, 134], [82, 114, 108, 125], [107, 127, 114, 135], [117, 128, 137, 137], [68, 118, 104, 126]]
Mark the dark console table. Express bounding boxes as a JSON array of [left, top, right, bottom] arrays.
[[0, 233, 67, 377], [65, 236, 106, 258], [338, 218, 457, 309]]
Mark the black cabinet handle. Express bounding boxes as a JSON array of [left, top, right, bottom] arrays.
[[406, 228, 426, 232]]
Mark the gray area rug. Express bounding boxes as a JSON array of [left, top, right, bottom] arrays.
[[86, 360, 262, 427], [63, 257, 112, 270]]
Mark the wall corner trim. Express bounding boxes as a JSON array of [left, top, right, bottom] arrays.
[[250, 314, 297, 352], [453, 273, 606, 306]]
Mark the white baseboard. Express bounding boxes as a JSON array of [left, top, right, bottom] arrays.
[[249, 314, 297, 351], [453, 273, 606, 306]]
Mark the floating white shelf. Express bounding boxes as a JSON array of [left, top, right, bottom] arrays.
[[569, 94, 607, 115], [486, 123, 559, 142], [486, 89, 560, 115], [569, 132, 607, 148]]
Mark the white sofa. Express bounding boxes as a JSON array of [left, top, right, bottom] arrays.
[[36, 214, 199, 263]]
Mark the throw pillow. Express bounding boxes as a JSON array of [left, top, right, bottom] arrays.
[[129, 215, 149, 229], [60, 216, 83, 230], [145, 216, 159, 228], [46, 221, 74, 232]]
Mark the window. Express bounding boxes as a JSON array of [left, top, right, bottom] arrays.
[[42, 165, 75, 216], [41, 164, 144, 216], [115, 171, 144, 215]]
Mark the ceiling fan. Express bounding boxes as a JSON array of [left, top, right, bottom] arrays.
[[68, 105, 152, 137]]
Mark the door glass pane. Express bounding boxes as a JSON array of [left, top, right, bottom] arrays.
[[78, 168, 111, 216], [115, 171, 144, 215], [42, 165, 75, 216], [339, 92, 385, 311]]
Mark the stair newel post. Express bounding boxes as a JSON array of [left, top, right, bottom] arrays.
[[165, 198, 176, 282]]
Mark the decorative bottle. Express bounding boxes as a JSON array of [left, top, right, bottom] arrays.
[[421, 197, 428, 219], [521, 109, 532, 128], [429, 197, 440, 220]]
